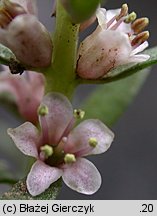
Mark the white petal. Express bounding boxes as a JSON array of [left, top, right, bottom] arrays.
[[7, 122, 39, 158], [39, 93, 73, 144], [27, 160, 63, 196], [131, 41, 149, 55], [96, 8, 107, 29], [129, 54, 150, 63], [65, 119, 114, 157], [62, 158, 101, 195], [106, 9, 120, 22]]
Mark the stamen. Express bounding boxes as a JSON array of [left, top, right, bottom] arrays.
[[124, 12, 137, 23], [131, 31, 149, 46], [0, 0, 26, 28], [64, 153, 76, 164], [38, 105, 49, 116], [40, 144, 53, 159], [74, 109, 85, 119], [3, 0, 26, 18], [116, 4, 128, 21], [89, 137, 98, 147], [132, 17, 149, 34], [0, 8, 12, 27]]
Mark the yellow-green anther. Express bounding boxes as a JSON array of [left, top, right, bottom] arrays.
[[40, 145, 53, 158], [64, 153, 76, 164], [124, 12, 137, 23], [38, 105, 49, 116], [74, 109, 85, 119], [116, 3, 128, 21], [89, 137, 98, 147]]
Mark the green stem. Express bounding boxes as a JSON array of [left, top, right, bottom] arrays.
[[43, 0, 80, 99]]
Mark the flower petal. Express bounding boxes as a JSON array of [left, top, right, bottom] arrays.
[[64, 119, 114, 157], [27, 160, 63, 196], [129, 54, 150, 63], [96, 8, 107, 29], [39, 93, 73, 144], [62, 158, 101, 195], [7, 122, 39, 158], [0, 70, 45, 124], [131, 41, 149, 55], [77, 30, 132, 79]]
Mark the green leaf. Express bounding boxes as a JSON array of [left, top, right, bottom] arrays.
[[0, 44, 16, 65], [60, 0, 100, 23], [1, 178, 62, 200], [82, 69, 149, 127]]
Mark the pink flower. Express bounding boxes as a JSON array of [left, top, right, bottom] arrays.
[[77, 4, 150, 79], [0, 67, 45, 124], [8, 93, 114, 196], [0, 0, 52, 67]]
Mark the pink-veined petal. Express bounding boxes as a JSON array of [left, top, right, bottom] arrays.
[[0, 70, 45, 124], [77, 30, 132, 79], [27, 160, 63, 196], [7, 122, 39, 158], [39, 93, 73, 144], [62, 158, 101, 195], [64, 119, 114, 157]]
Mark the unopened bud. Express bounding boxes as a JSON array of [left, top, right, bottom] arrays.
[[64, 153, 76, 164], [74, 109, 85, 119], [132, 17, 149, 34], [38, 105, 49, 116], [124, 12, 137, 23], [131, 31, 149, 46], [2, 14, 53, 67], [116, 4, 128, 21], [89, 137, 98, 147]]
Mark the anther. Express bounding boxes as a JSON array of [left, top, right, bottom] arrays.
[[132, 17, 149, 34], [3, 0, 26, 18], [116, 4, 128, 21], [74, 109, 85, 119], [64, 153, 76, 164], [89, 137, 98, 148], [38, 105, 49, 116], [124, 12, 137, 23], [131, 31, 149, 46], [40, 145, 53, 159]]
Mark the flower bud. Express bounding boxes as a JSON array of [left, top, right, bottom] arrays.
[[0, 14, 52, 67]]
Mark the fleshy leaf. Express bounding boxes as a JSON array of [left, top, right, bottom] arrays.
[[0, 178, 62, 200], [61, 0, 100, 23], [82, 68, 149, 127]]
